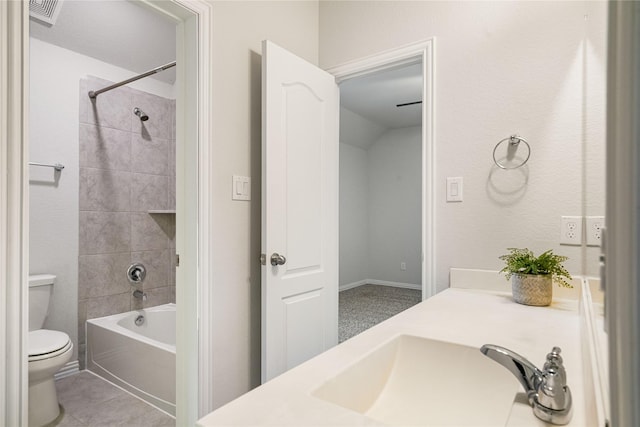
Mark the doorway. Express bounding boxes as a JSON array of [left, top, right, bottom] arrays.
[[327, 40, 436, 342], [338, 62, 424, 341], [29, 1, 178, 424], [5, 1, 211, 426]]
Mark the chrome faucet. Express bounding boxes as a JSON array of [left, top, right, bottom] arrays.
[[480, 344, 572, 425], [133, 289, 147, 302]]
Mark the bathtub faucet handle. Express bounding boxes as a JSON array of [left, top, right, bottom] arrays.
[[133, 290, 147, 301]]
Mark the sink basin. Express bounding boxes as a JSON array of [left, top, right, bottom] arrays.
[[312, 335, 521, 426]]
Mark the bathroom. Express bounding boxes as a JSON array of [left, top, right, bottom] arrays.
[[2, 0, 626, 425]]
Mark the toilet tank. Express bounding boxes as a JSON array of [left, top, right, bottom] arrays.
[[28, 274, 56, 331]]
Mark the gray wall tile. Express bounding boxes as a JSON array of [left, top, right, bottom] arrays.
[[131, 213, 170, 252], [142, 287, 170, 308], [79, 124, 131, 171], [78, 83, 176, 337], [85, 76, 133, 132], [170, 99, 176, 140], [132, 91, 172, 139], [77, 300, 87, 346], [78, 252, 131, 299], [85, 292, 130, 320], [131, 249, 169, 290], [168, 176, 176, 210], [79, 211, 130, 255], [131, 134, 169, 175], [169, 286, 176, 304], [80, 168, 131, 212], [131, 173, 168, 212]]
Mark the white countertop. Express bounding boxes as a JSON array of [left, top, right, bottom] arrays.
[[197, 288, 590, 426]]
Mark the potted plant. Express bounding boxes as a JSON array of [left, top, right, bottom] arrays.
[[499, 248, 572, 306]]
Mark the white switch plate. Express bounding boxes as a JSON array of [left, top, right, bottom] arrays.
[[446, 177, 463, 202], [586, 216, 605, 246], [560, 216, 583, 245], [232, 175, 250, 201]]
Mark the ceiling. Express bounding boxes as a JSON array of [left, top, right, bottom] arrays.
[[340, 63, 423, 130], [30, 1, 421, 132], [29, 0, 177, 84]]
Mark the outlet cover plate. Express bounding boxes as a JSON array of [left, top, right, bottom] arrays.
[[560, 216, 583, 246], [586, 216, 605, 246]]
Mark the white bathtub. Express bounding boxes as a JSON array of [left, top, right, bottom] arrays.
[[86, 303, 176, 416]]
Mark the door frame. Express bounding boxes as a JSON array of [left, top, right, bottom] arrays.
[[326, 39, 436, 299], [0, 1, 215, 425]]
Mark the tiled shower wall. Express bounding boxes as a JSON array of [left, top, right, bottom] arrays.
[[78, 76, 176, 368]]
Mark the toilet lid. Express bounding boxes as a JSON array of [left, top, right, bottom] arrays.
[[29, 329, 71, 357]]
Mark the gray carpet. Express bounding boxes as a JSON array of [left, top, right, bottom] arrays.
[[339, 284, 422, 343]]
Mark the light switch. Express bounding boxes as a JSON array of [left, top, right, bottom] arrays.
[[232, 175, 250, 201], [446, 177, 463, 202]]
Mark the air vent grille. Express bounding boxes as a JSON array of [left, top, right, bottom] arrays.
[[29, 0, 64, 26]]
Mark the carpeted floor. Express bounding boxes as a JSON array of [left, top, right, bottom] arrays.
[[339, 284, 422, 343]]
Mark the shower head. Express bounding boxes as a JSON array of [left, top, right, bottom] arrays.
[[134, 107, 149, 121]]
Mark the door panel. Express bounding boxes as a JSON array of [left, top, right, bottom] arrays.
[[261, 40, 339, 382]]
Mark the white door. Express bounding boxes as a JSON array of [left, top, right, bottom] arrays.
[[261, 40, 339, 383]]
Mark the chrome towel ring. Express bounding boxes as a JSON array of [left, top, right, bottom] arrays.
[[493, 135, 530, 169]]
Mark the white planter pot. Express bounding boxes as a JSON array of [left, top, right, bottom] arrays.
[[511, 274, 552, 306]]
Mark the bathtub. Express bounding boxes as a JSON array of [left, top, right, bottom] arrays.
[[86, 303, 176, 416]]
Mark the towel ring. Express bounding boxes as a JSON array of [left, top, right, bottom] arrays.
[[493, 135, 530, 169]]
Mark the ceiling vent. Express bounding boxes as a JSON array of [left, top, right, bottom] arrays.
[[29, 0, 64, 26]]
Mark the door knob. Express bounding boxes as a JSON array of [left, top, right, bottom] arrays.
[[270, 253, 286, 266]]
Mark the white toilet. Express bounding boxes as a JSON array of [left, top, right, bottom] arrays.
[[28, 274, 73, 427]]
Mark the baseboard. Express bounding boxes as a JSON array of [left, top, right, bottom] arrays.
[[366, 279, 421, 290], [339, 279, 421, 292], [54, 360, 80, 380], [339, 280, 368, 292]]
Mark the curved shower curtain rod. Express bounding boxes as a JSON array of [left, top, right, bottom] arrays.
[[88, 61, 176, 99]]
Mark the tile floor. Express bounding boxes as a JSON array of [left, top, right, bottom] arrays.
[[47, 371, 174, 427]]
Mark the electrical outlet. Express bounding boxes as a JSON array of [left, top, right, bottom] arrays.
[[560, 216, 583, 245], [586, 216, 605, 246], [400, 262, 407, 271]]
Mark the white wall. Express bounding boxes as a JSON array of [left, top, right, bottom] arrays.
[[29, 37, 175, 362], [210, 0, 319, 408], [368, 127, 422, 285], [339, 106, 387, 149], [340, 126, 422, 288], [339, 143, 369, 286], [320, 1, 607, 291]]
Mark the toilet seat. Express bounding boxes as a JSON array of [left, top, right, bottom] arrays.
[[29, 329, 72, 362]]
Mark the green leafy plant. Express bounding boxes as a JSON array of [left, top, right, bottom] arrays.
[[499, 248, 573, 288]]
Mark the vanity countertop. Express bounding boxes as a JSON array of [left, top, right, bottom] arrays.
[[197, 288, 589, 426]]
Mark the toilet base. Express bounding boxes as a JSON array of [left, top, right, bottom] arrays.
[[28, 343, 72, 427], [28, 377, 60, 427]]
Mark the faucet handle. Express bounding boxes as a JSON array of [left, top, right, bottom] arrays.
[[543, 346, 567, 385], [545, 347, 563, 365], [538, 367, 568, 410]]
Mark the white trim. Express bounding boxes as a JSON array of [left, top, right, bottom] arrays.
[[1, 0, 214, 424], [366, 279, 421, 291], [0, 1, 29, 425], [339, 280, 421, 292], [339, 280, 368, 292], [148, 0, 214, 424], [605, 2, 640, 426], [53, 360, 80, 381], [327, 39, 437, 301]]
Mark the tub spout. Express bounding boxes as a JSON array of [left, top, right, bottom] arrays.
[[480, 344, 572, 425], [133, 290, 147, 301]]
